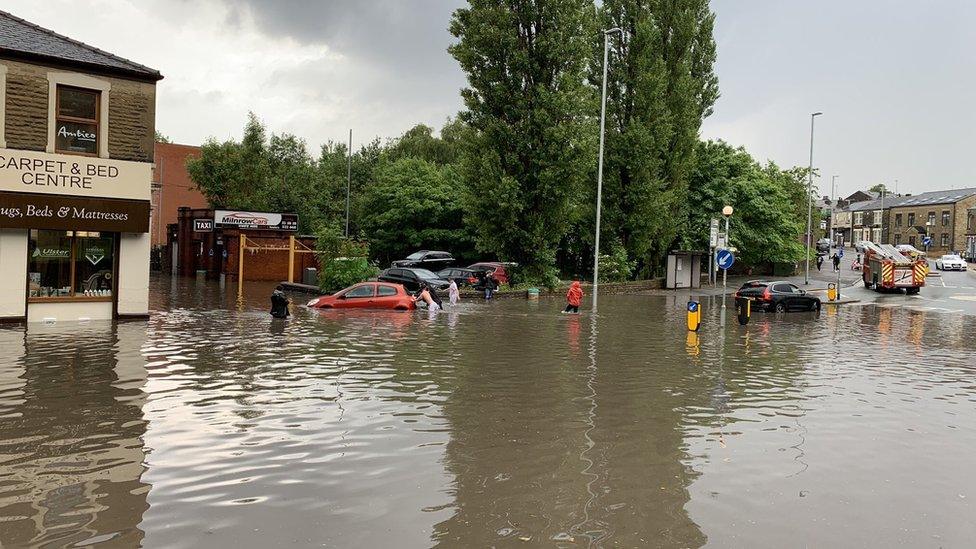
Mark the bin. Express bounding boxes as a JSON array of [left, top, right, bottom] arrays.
[[303, 267, 318, 286], [526, 288, 540, 300]]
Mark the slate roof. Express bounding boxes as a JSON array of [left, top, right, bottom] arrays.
[[887, 187, 976, 208], [0, 10, 161, 82]]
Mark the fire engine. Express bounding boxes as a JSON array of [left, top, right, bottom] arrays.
[[861, 242, 926, 294]]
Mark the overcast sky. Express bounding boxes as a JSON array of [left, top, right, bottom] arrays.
[[6, 0, 974, 198]]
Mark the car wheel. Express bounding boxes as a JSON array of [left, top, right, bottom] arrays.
[[811, 300, 821, 312], [775, 302, 787, 313]]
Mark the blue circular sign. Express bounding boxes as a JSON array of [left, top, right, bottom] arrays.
[[687, 301, 699, 312], [922, 236, 932, 246], [716, 249, 735, 270]]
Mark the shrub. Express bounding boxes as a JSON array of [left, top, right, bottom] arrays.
[[318, 257, 378, 294]]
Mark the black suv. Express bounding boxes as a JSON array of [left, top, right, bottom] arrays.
[[378, 268, 451, 292], [735, 280, 821, 313], [391, 250, 455, 271]]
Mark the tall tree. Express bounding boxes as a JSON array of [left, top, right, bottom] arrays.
[[594, 0, 719, 277], [450, 0, 596, 282]]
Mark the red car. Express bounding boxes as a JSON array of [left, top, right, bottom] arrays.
[[306, 282, 415, 310], [467, 262, 513, 286]]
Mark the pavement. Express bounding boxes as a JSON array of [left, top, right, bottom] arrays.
[[674, 246, 976, 316]]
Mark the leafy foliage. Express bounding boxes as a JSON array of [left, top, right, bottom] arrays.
[[314, 225, 377, 293], [450, 0, 596, 282], [683, 141, 808, 268]]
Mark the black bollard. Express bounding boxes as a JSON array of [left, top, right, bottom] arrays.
[[735, 296, 750, 326]]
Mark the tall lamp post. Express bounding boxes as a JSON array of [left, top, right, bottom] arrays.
[[345, 128, 352, 237], [830, 174, 838, 245], [721, 205, 733, 308], [804, 111, 823, 285], [592, 27, 622, 313]]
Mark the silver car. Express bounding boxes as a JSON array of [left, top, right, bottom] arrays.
[[935, 254, 967, 271]]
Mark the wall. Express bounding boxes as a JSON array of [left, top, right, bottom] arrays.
[[1, 58, 156, 162], [117, 233, 150, 316], [952, 195, 976, 253], [0, 229, 27, 319], [151, 143, 206, 246], [889, 203, 959, 252], [224, 233, 319, 282]]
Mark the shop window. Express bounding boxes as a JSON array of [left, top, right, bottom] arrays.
[[942, 210, 950, 227], [55, 85, 99, 155], [908, 213, 915, 227], [895, 213, 902, 227], [941, 233, 949, 247], [28, 230, 115, 300]]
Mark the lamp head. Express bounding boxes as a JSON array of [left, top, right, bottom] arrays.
[[812, 111, 823, 117], [722, 205, 733, 217]]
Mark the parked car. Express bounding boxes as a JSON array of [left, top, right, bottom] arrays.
[[437, 267, 479, 286], [816, 238, 832, 253], [378, 267, 451, 292], [306, 282, 415, 310], [391, 250, 455, 270], [467, 262, 513, 286], [734, 280, 821, 313], [935, 254, 967, 271]]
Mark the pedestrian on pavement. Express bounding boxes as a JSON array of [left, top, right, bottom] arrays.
[[832, 253, 841, 272], [448, 279, 459, 306], [563, 280, 584, 314], [816, 255, 824, 272]]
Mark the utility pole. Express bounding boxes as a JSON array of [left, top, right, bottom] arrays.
[[345, 129, 352, 238], [804, 112, 822, 285], [592, 27, 621, 313], [830, 175, 838, 245]]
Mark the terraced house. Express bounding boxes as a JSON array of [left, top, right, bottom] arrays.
[[0, 10, 162, 322], [885, 188, 976, 254]]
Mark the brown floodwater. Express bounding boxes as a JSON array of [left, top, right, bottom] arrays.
[[1, 275, 974, 547]]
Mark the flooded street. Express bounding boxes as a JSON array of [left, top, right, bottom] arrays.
[[1, 275, 975, 547]]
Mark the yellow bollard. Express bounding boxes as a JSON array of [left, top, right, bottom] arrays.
[[827, 282, 837, 301], [735, 296, 751, 325], [687, 301, 701, 332]]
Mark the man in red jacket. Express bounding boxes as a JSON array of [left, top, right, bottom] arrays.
[[563, 280, 584, 314]]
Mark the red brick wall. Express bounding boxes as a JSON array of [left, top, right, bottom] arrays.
[[152, 143, 208, 246], [224, 233, 319, 282]]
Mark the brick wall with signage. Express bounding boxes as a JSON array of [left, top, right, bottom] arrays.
[[224, 234, 320, 282], [1, 59, 156, 162]]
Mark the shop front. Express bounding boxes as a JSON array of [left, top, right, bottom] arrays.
[[0, 150, 151, 323]]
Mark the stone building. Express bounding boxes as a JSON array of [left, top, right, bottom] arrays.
[[885, 188, 976, 254], [0, 10, 162, 322]]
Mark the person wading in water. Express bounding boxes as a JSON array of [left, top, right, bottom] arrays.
[[270, 285, 290, 319]]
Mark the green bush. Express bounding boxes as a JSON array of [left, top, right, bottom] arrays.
[[318, 257, 378, 294], [598, 242, 635, 283]]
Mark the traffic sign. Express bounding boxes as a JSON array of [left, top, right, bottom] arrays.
[[709, 219, 719, 248], [922, 236, 932, 247], [687, 301, 699, 313], [716, 249, 735, 270]]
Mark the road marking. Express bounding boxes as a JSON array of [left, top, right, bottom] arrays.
[[949, 295, 976, 302]]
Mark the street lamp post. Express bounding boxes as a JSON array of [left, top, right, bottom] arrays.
[[592, 27, 621, 313], [804, 111, 823, 285], [345, 128, 352, 237], [830, 175, 838, 245], [721, 205, 733, 308]]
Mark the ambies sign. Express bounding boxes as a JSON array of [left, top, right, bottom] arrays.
[[0, 148, 151, 201], [214, 210, 298, 231], [0, 191, 149, 232]]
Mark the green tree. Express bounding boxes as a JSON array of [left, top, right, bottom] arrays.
[[684, 141, 807, 269], [155, 130, 171, 143], [360, 157, 473, 265], [593, 0, 719, 277], [869, 183, 890, 195], [450, 0, 596, 281]]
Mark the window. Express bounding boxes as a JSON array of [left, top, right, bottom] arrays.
[[28, 230, 115, 300], [927, 212, 936, 226], [55, 86, 99, 155], [895, 213, 902, 227], [908, 213, 915, 227], [969, 214, 974, 231], [377, 285, 398, 297], [909, 236, 916, 246], [941, 233, 949, 247], [894, 234, 901, 244], [772, 284, 791, 293], [942, 210, 951, 227], [344, 285, 374, 298], [854, 212, 864, 225]]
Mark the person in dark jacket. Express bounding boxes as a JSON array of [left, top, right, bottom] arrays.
[[270, 285, 290, 318], [831, 253, 841, 272], [483, 272, 498, 299]]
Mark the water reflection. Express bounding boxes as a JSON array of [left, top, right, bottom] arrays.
[[0, 322, 149, 548], [0, 276, 974, 548]]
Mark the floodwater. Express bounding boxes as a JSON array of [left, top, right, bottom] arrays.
[[1, 276, 974, 548]]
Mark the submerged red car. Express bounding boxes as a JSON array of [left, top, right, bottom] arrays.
[[306, 282, 416, 310]]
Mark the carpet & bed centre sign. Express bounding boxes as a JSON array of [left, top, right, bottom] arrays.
[[0, 148, 151, 201]]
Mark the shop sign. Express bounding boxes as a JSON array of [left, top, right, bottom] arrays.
[[193, 219, 214, 232], [0, 148, 151, 201], [214, 209, 298, 231], [0, 191, 149, 232]]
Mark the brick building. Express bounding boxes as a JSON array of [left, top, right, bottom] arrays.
[[885, 188, 976, 254], [0, 10, 161, 322], [151, 142, 206, 247]]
